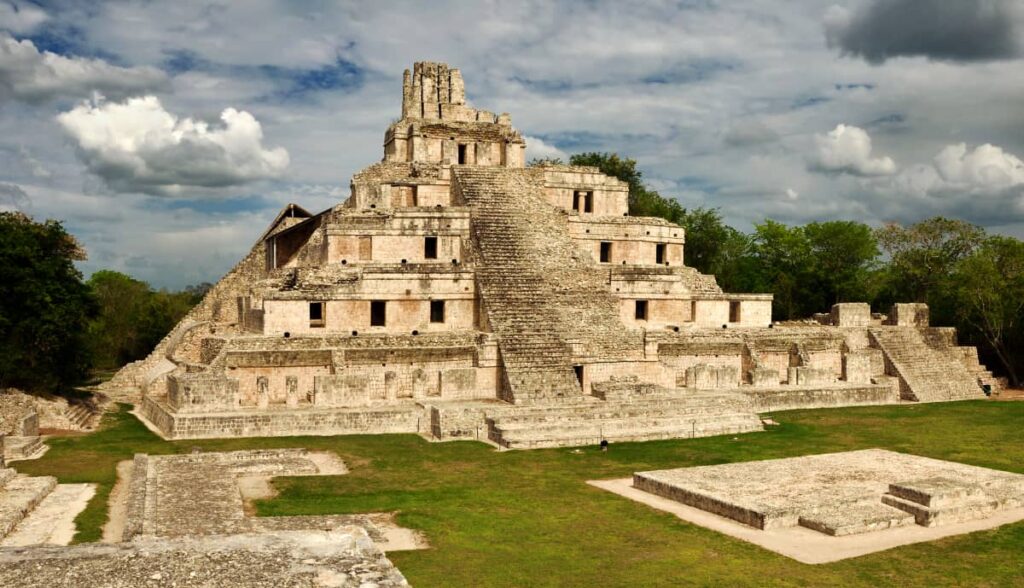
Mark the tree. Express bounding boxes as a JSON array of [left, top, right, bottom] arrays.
[[87, 271, 203, 369], [948, 236, 1024, 386], [527, 157, 563, 167], [749, 220, 816, 320], [0, 212, 96, 391], [676, 207, 732, 274], [804, 221, 880, 306], [876, 217, 985, 303]]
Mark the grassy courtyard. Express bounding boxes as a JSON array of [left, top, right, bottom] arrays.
[[12, 401, 1024, 587]]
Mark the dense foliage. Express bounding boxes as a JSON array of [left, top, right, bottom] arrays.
[[0, 212, 210, 390], [0, 212, 96, 391], [87, 271, 209, 370]]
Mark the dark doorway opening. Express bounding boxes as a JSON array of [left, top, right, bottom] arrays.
[[370, 300, 386, 326], [600, 241, 612, 263], [309, 302, 324, 328], [424, 236, 438, 259], [635, 300, 649, 321], [430, 300, 445, 323]]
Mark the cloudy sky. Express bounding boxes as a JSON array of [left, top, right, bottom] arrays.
[[2, 0, 1023, 289]]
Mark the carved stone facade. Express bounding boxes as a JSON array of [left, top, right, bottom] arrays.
[[109, 62, 1000, 446]]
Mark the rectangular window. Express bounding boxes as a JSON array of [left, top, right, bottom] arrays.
[[370, 300, 386, 326], [457, 144, 467, 164], [635, 300, 649, 321], [309, 302, 324, 327], [599, 241, 612, 263], [424, 236, 438, 259], [656, 243, 666, 265], [430, 300, 445, 323], [584, 191, 594, 213], [729, 300, 741, 323]]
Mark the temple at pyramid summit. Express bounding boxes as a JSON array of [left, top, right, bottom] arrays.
[[105, 62, 1001, 447]]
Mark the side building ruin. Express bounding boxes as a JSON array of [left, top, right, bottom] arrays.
[[105, 62, 1001, 448]]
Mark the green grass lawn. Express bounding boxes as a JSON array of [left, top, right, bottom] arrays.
[[11, 401, 1024, 587]]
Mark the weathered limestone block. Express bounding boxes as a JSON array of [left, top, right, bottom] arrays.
[[718, 365, 741, 388], [751, 367, 780, 387], [844, 349, 882, 384], [686, 364, 718, 389], [256, 377, 269, 409], [888, 303, 930, 327], [831, 303, 872, 327], [791, 367, 834, 386], [285, 376, 299, 407]]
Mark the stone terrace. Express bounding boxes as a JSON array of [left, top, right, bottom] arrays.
[[0, 528, 409, 587], [122, 449, 413, 547], [634, 449, 1024, 536]]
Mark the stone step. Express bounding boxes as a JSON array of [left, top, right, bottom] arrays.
[[880, 492, 1014, 527], [798, 501, 916, 537], [494, 412, 758, 435], [2, 436, 45, 461], [869, 328, 984, 402], [0, 474, 58, 539], [491, 414, 762, 449]]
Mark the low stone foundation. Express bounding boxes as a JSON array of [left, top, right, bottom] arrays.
[[633, 450, 1024, 536], [741, 382, 899, 412], [141, 395, 425, 439]]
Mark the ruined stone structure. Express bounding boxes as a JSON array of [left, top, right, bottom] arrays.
[[594, 449, 1024, 563], [106, 62, 1000, 448]]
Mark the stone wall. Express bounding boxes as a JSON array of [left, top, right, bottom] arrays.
[[141, 395, 425, 439]]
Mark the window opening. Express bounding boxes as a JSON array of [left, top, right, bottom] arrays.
[[635, 300, 649, 321], [430, 300, 446, 323], [309, 302, 324, 328], [370, 300, 386, 326]]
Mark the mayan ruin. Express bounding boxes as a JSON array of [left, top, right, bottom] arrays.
[[3, 5, 1024, 582], [93, 62, 999, 448]]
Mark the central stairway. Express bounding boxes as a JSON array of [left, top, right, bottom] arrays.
[[454, 166, 643, 404], [869, 328, 984, 402]]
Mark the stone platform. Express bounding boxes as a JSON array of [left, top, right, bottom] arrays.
[[121, 448, 425, 552], [0, 527, 409, 587], [592, 449, 1024, 562]]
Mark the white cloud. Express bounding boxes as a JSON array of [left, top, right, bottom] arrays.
[[0, 32, 168, 102], [524, 135, 567, 162], [0, 1, 48, 34], [933, 143, 1024, 190], [56, 96, 289, 195], [811, 124, 896, 176]]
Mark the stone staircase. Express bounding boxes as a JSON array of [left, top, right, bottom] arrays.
[[64, 402, 98, 430], [485, 392, 763, 449], [453, 166, 644, 403], [0, 468, 57, 540], [1, 436, 44, 461], [869, 328, 984, 402], [950, 346, 1004, 395], [881, 477, 1024, 527]]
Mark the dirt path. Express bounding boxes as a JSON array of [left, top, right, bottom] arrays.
[[101, 460, 133, 543]]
